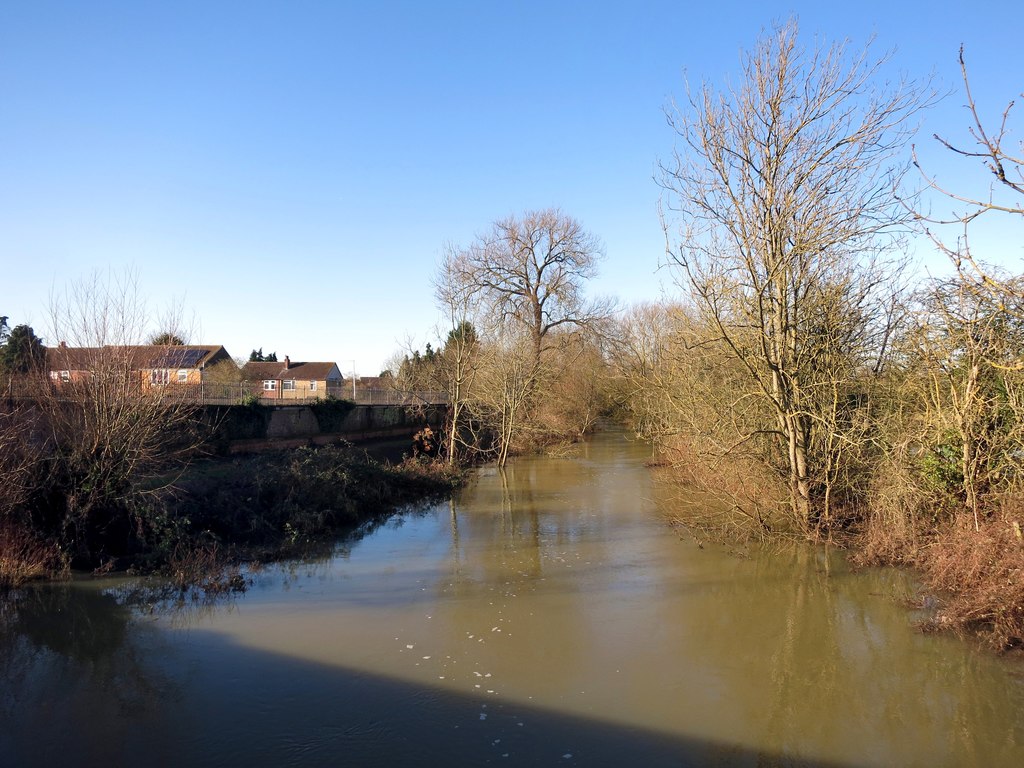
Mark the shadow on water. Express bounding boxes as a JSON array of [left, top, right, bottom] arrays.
[[0, 587, 854, 768], [4, 429, 1024, 767]]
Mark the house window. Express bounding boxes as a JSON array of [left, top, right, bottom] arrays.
[[151, 369, 170, 385], [50, 370, 71, 383], [282, 380, 296, 391], [177, 369, 189, 383], [310, 380, 317, 392], [263, 380, 277, 391]]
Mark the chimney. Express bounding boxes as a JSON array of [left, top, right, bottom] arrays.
[[284, 355, 290, 370], [59, 341, 67, 349]]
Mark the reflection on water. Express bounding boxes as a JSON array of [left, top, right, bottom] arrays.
[[3, 430, 1024, 767]]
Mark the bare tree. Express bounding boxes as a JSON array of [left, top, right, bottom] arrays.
[[912, 46, 1023, 300], [471, 329, 537, 466], [909, 276, 1024, 530], [42, 271, 206, 563], [434, 247, 482, 464], [901, 47, 1024, 534], [659, 19, 928, 530], [448, 208, 610, 366], [0, 406, 39, 517], [437, 209, 612, 465]]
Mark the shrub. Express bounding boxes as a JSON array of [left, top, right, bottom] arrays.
[[919, 508, 1024, 650], [0, 518, 67, 588], [308, 396, 356, 433]]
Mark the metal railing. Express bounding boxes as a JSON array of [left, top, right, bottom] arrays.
[[4, 379, 449, 407], [193, 383, 448, 406], [348, 388, 448, 406]]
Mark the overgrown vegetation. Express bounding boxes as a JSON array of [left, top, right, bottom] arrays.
[[611, 25, 1024, 649], [389, 208, 616, 466], [136, 444, 463, 579], [1, 402, 462, 589], [0, 274, 461, 590], [308, 396, 356, 432]]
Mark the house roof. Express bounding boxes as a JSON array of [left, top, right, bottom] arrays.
[[240, 361, 341, 382], [46, 346, 104, 371], [131, 345, 225, 368], [241, 361, 284, 381], [354, 376, 386, 389], [47, 344, 232, 371]]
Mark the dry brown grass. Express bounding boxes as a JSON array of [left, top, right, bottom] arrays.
[[166, 541, 248, 595], [652, 435, 793, 542], [854, 447, 1024, 649], [0, 519, 67, 588], [916, 507, 1024, 650], [855, 454, 932, 567]]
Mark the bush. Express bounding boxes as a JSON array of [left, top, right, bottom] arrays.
[[139, 445, 463, 563], [308, 396, 356, 433], [0, 518, 67, 588], [919, 509, 1024, 650]]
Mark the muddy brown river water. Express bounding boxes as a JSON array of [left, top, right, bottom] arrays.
[[3, 430, 1024, 766]]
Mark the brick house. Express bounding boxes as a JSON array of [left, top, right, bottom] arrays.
[[241, 356, 344, 400], [47, 343, 237, 389]]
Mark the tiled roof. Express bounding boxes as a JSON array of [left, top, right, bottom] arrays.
[[47, 345, 230, 371], [354, 376, 386, 389], [240, 361, 341, 382], [240, 361, 284, 381], [46, 346, 104, 371]]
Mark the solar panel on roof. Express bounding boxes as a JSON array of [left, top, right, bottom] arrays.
[[154, 348, 207, 367]]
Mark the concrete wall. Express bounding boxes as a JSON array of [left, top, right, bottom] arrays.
[[265, 406, 321, 438], [228, 403, 444, 453]]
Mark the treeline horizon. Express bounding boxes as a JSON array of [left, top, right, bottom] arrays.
[[388, 21, 1024, 649], [2, 20, 1022, 648]]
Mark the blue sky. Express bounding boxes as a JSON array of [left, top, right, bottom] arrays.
[[1, 1, 1020, 374]]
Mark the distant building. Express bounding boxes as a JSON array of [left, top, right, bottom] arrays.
[[241, 356, 344, 400], [47, 343, 236, 389]]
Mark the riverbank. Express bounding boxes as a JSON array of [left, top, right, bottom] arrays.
[[5, 429, 1022, 767], [854, 508, 1024, 651], [0, 443, 463, 590], [649, 454, 1024, 651]]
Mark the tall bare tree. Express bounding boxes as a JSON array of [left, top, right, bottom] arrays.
[[912, 46, 1023, 300], [907, 50, 1024, 529], [437, 209, 611, 465], [433, 247, 482, 464], [659, 20, 928, 529], [447, 208, 609, 367], [42, 271, 206, 563]]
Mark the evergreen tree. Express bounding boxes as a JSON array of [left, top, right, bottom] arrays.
[[249, 348, 278, 362], [150, 331, 185, 345], [0, 324, 45, 375]]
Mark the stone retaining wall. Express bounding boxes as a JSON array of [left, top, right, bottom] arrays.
[[224, 403, 443, 454]]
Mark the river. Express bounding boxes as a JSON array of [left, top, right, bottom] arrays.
[[2, 430, 1024, 766]]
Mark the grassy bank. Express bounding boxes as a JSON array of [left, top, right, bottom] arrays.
[[855, 503, 1024, 651], [649, 448, 1024, 651], [1, 443, 463, 590]]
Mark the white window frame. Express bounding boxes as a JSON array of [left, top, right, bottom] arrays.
[[151, 369, 170, 386], [310, 380, 317, 392], [177, 369, 189, 383], [282, 379, 296, 391], [263, 380, 277, 391]]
